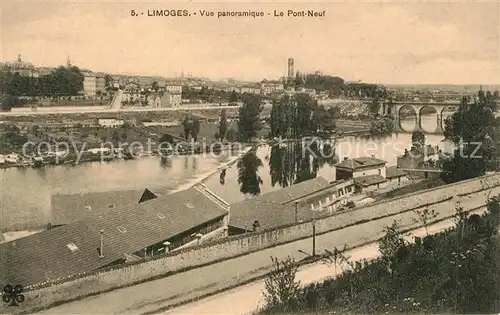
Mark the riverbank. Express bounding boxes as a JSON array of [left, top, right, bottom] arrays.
[[1, 146, 253, 240], [172, 145, 253, 193]]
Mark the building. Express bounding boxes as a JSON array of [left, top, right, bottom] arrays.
[[146, 91, 181, 108], [165, 85, 183, 94], [335, 156, 388, 181], [97, 118, 124, 128], [0, 54, 39, 77], [0, 187, 229, 287], [385, 166, 408, 183], [352, 175, 387, 190], [162, 91, 182, 107], [260, 80, 284, 95], [50, 188, 168, 225], [82, 72, 97, 97], [287, 58, 295, 78], [396, 145, 442, 179], [227, 177, 361, 235], [96, 76, 106, 93]]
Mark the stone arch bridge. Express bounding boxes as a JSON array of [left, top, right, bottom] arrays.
[[379, 101, 461, 134]]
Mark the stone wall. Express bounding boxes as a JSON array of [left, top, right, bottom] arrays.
[[6, 172, 500, 314]]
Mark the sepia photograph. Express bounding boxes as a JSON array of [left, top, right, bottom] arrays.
[[0, 0, 499, 314]]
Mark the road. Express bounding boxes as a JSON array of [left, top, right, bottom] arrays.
[[0, 104, 239, 116], [164, 216, 475, 315], [35, 187, 497, 315]]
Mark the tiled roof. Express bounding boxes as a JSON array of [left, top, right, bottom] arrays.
[[386, 166, 407, 179], [50, 187, 171, 225], [335, 157, 387, 170], [253, 177, 330, 205], [0, 187, 228, 287], [229, 199, 317, 231], [353, 175, 387, 187]]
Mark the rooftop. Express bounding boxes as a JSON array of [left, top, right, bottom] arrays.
[[335, 157, 388, 170], [253, 176, 330, 205], [386, 166, 408, 179], [229, 198, 317, 231], [353, 175, 387, 187], [50, 187, 171, 225], [1, 187, 228, 287]]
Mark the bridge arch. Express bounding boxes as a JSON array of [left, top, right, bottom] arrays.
[[397, 105, 419, 132], [418, 105, 439, 133]]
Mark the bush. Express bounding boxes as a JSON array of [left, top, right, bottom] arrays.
[[262, 256, 301, 313]]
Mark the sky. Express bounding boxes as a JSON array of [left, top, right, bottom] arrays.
[[1, 1, 499, 84]]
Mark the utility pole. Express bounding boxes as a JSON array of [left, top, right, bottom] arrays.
[[312, 215, 316, 257], [295, 201, 299, 223]]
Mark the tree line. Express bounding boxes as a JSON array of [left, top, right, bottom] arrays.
[[441, 90, 499, 182], [1, 66, 85, 97], [291, 74, 388, 99], [259, 196, 500, 314], [269, 94, 336, 139]]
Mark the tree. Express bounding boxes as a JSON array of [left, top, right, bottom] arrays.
[[191, 118, 200, 141], [369, 97, 382, 115], [323, 245, 349, 278], [412, 207, 439, 235], [411, 130, 426, 148], [441, 93, 499, 183], [104, 74, 113, 87], [370, 117, 394, 136], [226, 128, 236, 141], [237, 151, 263, 195], [379, 220, 409, 270], [111, 130, 120, 145], [229, 90, 238, 104], [237, 94, 263, 142], [159, 134, 173, 144], [182, 116, 191, 140], [151, 81, 159, 92], [218, 109, 228, 140], [263, 256, 301, 312]]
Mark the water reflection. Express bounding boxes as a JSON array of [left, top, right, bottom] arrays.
[[160, 157, 172, 169], [269, 140, 338, 188], [236, 151, 263, 196], [192, 157, 198, 171], [220, 168, 226, 185], [184, 156, 189, 169]]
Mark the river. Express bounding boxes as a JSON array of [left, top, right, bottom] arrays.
[[0, 115, 451, 231]]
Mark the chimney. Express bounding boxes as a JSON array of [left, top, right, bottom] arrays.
[[404, 149, 408, 157], [344, 157, 348, 161], [295, 201, 299, 223], [371, 154, 375, 158], [99, 230, 104, 258]]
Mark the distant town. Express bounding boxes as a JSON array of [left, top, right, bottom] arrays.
[[1, 52, 500, 315]]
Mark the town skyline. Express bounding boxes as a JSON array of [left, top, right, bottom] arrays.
[[1, 1, 499, 84]]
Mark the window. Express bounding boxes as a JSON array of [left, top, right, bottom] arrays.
[[378, 169, 381, 175], [185, 203, 194, 208], [66, 243, 79, 252], [117, 226, 127, 233], [156, 212, 166, 219], [85, 205, 92, 211], [108, 204, 115, 210]]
